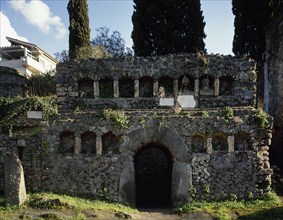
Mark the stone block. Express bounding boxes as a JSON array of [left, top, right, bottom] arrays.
[[4, 153, 27, 206]]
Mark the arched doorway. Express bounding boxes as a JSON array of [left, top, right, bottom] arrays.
[[134, 143, 172, 208]]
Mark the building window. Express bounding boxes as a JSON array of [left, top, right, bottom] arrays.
[[212, 132, 228, 152], [99, 78, 113, 98], [191, 133, 206, 153], [119, 77, 134, 97]]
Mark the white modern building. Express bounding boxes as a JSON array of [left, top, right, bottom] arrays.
[[0, 37, 58, 77]]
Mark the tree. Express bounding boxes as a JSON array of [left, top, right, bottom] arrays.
[[132, 0, 206, 56], [91, 27, 133, 58], [67, 0, 91, 59], [54, 50, 69, 63]]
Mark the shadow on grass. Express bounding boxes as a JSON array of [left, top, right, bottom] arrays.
[[238, 206, 283, 220]]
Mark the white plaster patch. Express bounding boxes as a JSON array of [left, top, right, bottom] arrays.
[[27, 111, 42, 119], [177, 95, 196, 108]]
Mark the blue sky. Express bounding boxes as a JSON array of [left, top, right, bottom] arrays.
[[0, 0, 234, 57]]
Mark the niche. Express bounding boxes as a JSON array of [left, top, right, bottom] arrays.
[[119, 77, 134, 97], [235, 132, 252, 151], [81, 131, 96, 155], [60, 131, 75, 154], [159, 76, 173, 97], [220, 76, 234, 96], [78, 78, 94, 98], [99, 77, 114, 98], [178, 75, 194, 95], [191, 133, 207, 153], [139, 76, 153, 97], [102, 132, 120, 154], [199, 75, 214, 96], [212, 132, 228, 152]]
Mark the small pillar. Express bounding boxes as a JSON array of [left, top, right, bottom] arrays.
[[74, 136, 81, 154], [94, 81, 99, 97], [173, 79, 178, 98], [194, 79, 199, 97], [134, 79, 139, 97], [96, 136, 102, 155], [153, 80, 159, 97], [114, 80, 119, 98], [206, 137, 213, 154], [227, 135, 234, 152], [214, 78, 219, 96]]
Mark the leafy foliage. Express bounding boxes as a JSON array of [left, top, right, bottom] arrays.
[[0, 96, 58, 134], [224, 106, 234, 119], [132, 0, 206, 56], [232, 0, 282, 64], [27, 70, 56, 96], [255, 108, 269, 128], [102, 109, 129, 129], [91, 27, 133, 58], [68, 0, 91, 59]]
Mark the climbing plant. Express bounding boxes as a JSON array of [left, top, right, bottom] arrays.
[[0, 96, 58, 134]]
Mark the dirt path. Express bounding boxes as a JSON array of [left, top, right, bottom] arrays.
[[131, 208, 213, 220]]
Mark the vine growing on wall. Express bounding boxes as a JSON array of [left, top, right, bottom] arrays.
[[0, 96, 58, 134]]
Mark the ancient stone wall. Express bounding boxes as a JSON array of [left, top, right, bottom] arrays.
[[0, 107, 272, 205], [56, 54, 257, 112], [0, 66, 27, 98]]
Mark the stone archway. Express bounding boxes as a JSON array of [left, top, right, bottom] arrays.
[[119, 125, 192, 207], [135, 143, 172, 208]]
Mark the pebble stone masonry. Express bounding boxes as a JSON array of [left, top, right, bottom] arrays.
[[0, 53, 273, 207]]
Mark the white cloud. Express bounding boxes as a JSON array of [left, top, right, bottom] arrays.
[[9, 0, 67, 39], [0, 11, 29, 47]]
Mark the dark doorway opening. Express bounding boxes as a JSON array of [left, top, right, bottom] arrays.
[[134, 143, 172, 208]]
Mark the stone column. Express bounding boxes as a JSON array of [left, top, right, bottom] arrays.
[[214, 78, 220, 96], [114, 80, 119, 98], [153, 80, 159, 97], [96, 136, 102, 155], [227, 135, 234, 152], [93, 81, 99, 97], [173, 79, 179, 98], [207, 137, 213, 154], [134, 79, 139, 98], [194, 79, 199, 97], [74, 136, 81, 154]]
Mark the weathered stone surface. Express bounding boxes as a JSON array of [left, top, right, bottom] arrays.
[[4, 153, 27, 206], [172, 162, 192, 207]]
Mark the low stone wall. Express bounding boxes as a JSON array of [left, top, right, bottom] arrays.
[[0, 66, 27, 98]]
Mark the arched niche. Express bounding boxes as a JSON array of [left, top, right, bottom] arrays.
[[119, 77, 134, 98], [220, 76, 234, 96], [102, 132, 120, 154], [199, 75, 214, 96], [78, 78, 94, 98], [191, 133, 207, 153], [59, 131, 75, 154], [212, 132, 228, 152], [81, 131, 96, 155], [139, 76, 153, 97], [178, 75, 194, 95], [235, 132, 252, 151], [99, 77, 114, 98], [158, 76, 173, 97]]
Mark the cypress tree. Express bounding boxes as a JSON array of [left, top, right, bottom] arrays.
[[132, 0, 206, 56], [68, 0, 91, 59]]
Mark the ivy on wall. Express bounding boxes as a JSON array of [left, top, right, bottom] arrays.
[[0, 96, 58, 134]]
